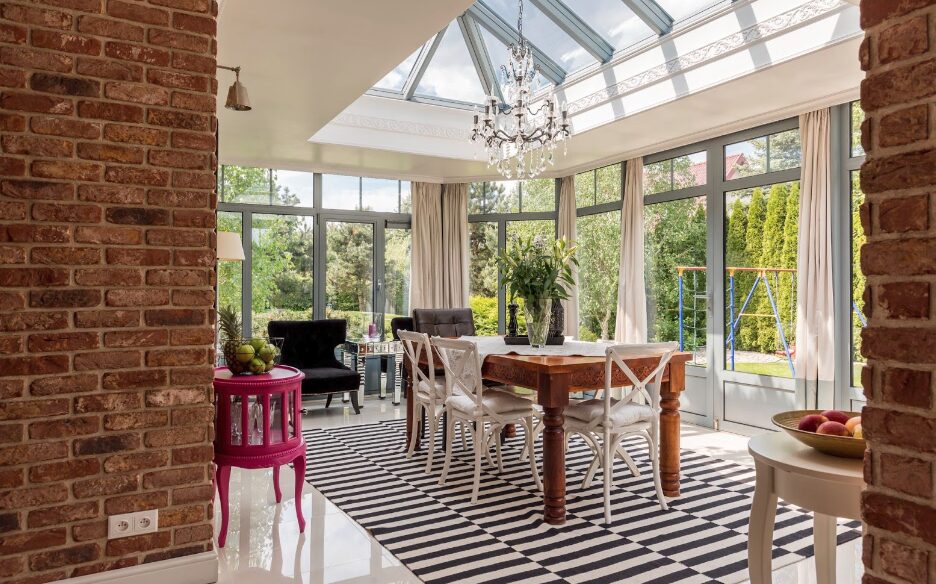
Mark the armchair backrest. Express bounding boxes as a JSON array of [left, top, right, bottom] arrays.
[[267, 319, 346, 369], [413, 308, 475, 338], [389, 317, 414, 340]]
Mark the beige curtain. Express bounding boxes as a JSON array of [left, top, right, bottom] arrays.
[[441, 183, 469, 308], [409, 182, 443, 310], [615, 158, 648, 343], [795, 109, 834, 408], [557, 175, 579, 336]]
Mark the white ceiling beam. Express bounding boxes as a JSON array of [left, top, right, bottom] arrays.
[[529, 0, 614, 63], [458, 14, 504, 101], [403, 31, 445, 100], [621, 0, 673, 35], [467, 2, 566, 86]]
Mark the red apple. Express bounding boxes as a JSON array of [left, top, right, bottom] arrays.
[[816, 421, 850, 436], [798, 414, 828, 432], [821, 410, 850, 425]]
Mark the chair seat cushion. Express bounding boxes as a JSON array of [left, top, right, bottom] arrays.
[[566, 399, 653, 427], [446, 390, 533, 417], [299, 367, 360, 394]]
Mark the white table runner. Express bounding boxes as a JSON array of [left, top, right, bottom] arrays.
[[459, 336, 612, 362]]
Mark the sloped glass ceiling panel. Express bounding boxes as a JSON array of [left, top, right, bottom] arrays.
[[571, 0, 655, 51], [482, 0, 597, 73], [655, 0, 726, 22], [374, 46, 421, 91], [415, 21, 487, 104]]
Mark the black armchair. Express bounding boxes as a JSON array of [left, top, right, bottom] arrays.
[[267, 319, 362, 414], [412, 309, 475, 337]]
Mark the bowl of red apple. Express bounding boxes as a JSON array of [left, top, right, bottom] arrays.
[[771, 409, 865, 459]]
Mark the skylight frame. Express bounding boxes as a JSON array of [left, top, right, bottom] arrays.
[[365, 0, 730, 109]]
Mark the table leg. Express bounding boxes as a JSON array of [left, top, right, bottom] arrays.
[[542, 406, 566, 525], [660, 364, 684, 497], [216, 464, 231, 548], [813, 513, 837, 584], [747, 460, 777, 584]]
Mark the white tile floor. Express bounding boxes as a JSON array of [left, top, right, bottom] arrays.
[[215, 396, 864, 584]]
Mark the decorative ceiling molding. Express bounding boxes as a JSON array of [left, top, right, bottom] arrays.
[[326, 113, 472, 142], [565, 0, 849, 117]]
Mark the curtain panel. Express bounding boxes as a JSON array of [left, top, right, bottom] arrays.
[[796, 108, 834, 406], [615, 158, 648, 343], [410, 182, 444, 310], [557, 175, 579, 336], [441, 183, 469, 309]]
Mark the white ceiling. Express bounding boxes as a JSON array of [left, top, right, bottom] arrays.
[[217, 0, 863, 183]]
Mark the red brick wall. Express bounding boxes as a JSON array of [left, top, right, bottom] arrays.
[[859, 1, 936, 583], [0, 0, 218, 580]]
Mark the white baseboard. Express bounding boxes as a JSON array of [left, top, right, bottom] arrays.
[[62, 550, 218, 584]]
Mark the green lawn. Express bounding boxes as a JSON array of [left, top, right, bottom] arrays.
[[732, 361, 794, 378]]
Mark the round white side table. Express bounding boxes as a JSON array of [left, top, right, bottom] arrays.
[[747, 432, 864, 584]]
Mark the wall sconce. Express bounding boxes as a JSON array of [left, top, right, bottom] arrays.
[[218, 65, 251, 111]]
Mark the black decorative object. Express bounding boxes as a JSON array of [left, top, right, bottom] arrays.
[[504, 335, 564, 345], [548, 299, 564, 339], [507, 302, 519, 337]]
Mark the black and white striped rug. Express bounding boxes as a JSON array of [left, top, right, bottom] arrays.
[[303, 420, 861, 584]]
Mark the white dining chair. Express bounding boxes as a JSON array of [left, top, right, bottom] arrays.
[[399, 330, 448, 473], [564, 342, 678, 523], [433, 337, 542, 503]]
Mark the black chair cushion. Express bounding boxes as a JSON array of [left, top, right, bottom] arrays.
[[412, 309, 475, 337], [299, 367, 360, 394]]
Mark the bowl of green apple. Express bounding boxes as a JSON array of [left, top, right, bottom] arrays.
[[222, 337, 283, 375]]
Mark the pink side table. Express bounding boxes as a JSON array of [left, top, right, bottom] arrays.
[[213, 365, 306, 547]]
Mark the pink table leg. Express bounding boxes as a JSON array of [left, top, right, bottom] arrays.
[[216, 464, 232, 548], [273, 464, 282, 503], [293, 455, 306, 532]]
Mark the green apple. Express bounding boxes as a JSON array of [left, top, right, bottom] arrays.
[[264, 360, 276, 372], [249, 338, 266, 352], [258, 345, 275, 363], [249, 357, 266, 374], [235, 344, 255, 363]]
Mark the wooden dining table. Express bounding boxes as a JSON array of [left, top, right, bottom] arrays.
[[405, 344, 692, 525]]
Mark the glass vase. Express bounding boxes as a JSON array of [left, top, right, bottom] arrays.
[[524, 297, 552, 348]]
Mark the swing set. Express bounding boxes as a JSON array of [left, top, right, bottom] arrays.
[[676, 266, 796, 377]]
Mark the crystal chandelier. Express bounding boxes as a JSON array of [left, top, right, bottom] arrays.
[[469, 0, 571, 179]]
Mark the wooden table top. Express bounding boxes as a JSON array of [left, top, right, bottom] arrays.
[[483, 351, 692, 372]]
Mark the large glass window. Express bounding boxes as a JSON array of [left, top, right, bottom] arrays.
[[251, 214, 314, 336], [322, 174, 360, 210], [850, 101, 865, 158], [577, 211, 620, 340], [384, 227, 412, 332], [221, 166, 272, 205], [724, 181, 800, 377], [217, 211, 243, 321], [850, 171, 865, 386], [576, 164, 622, 208], [725, 130, 801, 180], [644, 152, 706, 195], [273, 170, 314, 207], [470, 180, 556, 214], [322, 174, 410, 213], [325, 221, 375, 338], [469, 222, 499, 335]]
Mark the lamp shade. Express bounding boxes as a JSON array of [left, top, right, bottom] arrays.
[[225, 79, 251, 111], [217, 232, 245, 261]]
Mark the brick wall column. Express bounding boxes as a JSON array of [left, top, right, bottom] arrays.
[[859, 1, 936, 583], [0, 0, 218, 580]]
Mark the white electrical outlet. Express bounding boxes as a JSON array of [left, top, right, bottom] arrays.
[[135, 509, 158, 534], [107, 510, 159, 539]]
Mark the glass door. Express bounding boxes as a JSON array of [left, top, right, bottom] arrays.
[[320, 217, 376, 339]]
